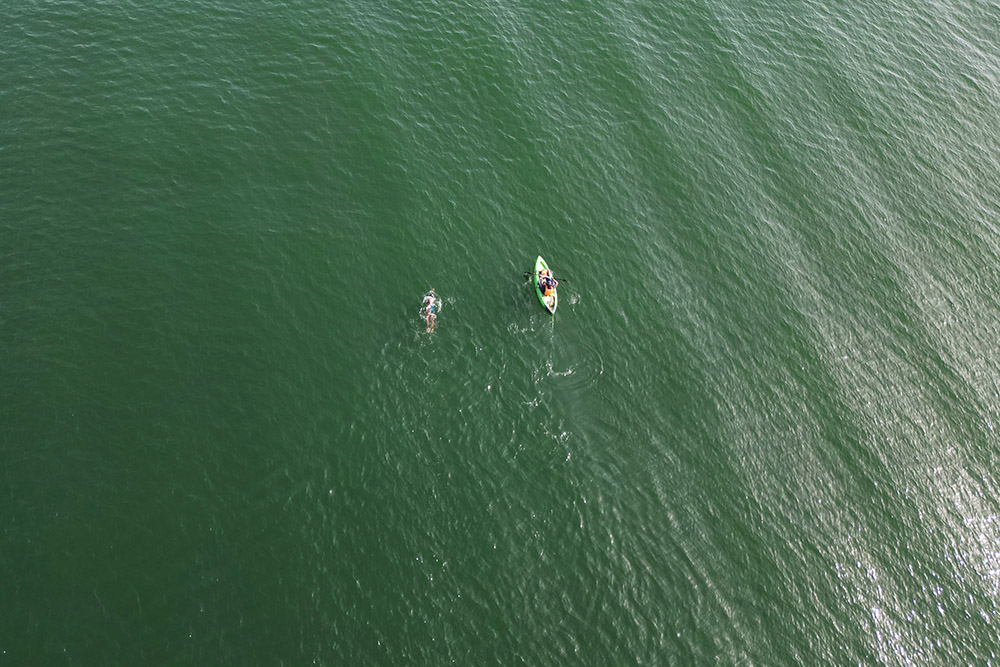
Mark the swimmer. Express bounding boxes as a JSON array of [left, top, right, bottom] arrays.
[[422, 289, 437, 332]]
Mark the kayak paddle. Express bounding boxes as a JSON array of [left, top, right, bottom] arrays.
[[523, 272, 569, 282]]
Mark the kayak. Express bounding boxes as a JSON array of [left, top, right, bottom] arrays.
[[534, 255, 557, 314]]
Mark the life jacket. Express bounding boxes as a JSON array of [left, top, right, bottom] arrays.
[[544, 286, 553, 296]]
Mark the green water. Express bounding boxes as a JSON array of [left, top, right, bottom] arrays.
[[5, 0, 1000, 663]]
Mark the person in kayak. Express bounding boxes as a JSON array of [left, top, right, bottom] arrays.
[[539, 269, 557, 295], [422, 289, 437, 332]]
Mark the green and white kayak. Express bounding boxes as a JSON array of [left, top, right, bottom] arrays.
[[534, 255, 557, 314]]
